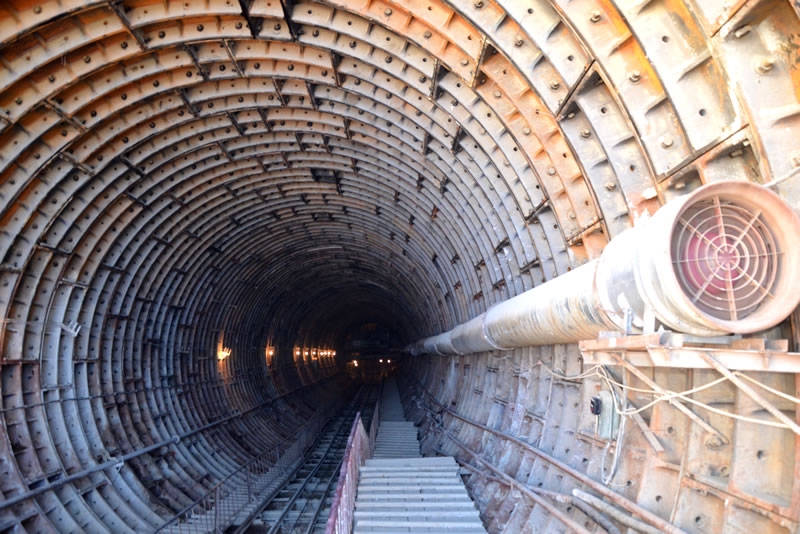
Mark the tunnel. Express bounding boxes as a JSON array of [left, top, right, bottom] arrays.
[[1, 0, 800, 533]]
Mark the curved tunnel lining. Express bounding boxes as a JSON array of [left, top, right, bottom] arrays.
[[0, 1, 798, 532]]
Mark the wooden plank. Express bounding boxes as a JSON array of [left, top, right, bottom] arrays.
[[579, 333, 661, 351]]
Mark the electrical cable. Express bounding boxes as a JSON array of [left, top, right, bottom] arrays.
[[536, 360, 800, 430]]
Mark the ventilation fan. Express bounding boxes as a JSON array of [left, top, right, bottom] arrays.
[[672, 195, 779, 322], [648, 181, 800, 335]]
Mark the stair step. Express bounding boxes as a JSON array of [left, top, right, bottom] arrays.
[[358, 491, 469, 499], [354, 528, 487, 534], [365, 458, 455, 467], [356, 519, 486, 532], [361, 466, 457, 474], [357, 493, 469, 502], [361, 457, 458, 472], [359, 477, 461, 485], [355, 510, 480, 519], [355, 502, 477, 511], [361, 471, 461, 483]]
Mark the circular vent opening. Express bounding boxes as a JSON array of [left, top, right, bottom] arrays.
[[672, 195, 780, 322]]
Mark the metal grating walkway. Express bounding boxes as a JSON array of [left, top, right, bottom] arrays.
[[353, 378, 487, 533]]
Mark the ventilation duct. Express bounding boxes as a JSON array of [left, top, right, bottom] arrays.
[[408, 182, 800, 355]]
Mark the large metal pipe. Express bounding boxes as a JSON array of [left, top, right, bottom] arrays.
[[408, 182, 800, 355]]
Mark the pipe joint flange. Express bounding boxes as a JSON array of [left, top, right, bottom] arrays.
[[481, 317, 513, 351]]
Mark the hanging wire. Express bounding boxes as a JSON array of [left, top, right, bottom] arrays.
[[536, 360, 800, 431]]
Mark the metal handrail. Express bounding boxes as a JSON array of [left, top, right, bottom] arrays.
[[325, 393, 379, 534], [367, 393, 380, 453]]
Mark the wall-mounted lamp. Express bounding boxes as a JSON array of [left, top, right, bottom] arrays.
[[217, 331, 231, 361]]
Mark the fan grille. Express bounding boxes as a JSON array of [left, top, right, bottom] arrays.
[[672, 195, 780, 321]]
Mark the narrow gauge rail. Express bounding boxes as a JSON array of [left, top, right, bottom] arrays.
[[158, 386, 377, 533], [235, 386, 378, 534]]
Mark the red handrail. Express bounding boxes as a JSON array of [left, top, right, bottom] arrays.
[[325, 394, 379, 534]]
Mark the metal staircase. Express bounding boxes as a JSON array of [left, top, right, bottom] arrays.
[[352, 378, 487, 533]]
